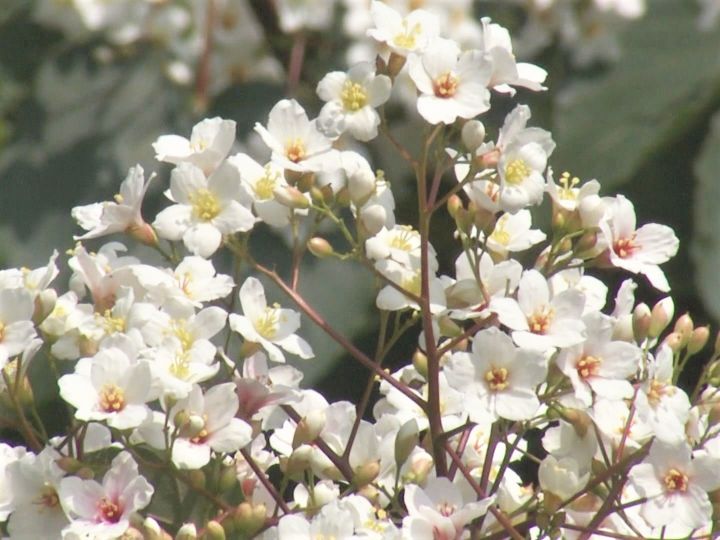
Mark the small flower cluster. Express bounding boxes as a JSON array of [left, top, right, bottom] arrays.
[[2, 2, 719, 540]]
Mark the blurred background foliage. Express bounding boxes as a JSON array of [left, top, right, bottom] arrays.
[[0, 0, 719, 405]]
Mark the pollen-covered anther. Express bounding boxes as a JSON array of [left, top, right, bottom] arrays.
[[393, 21, 422, 49], [485, 367, 509, 392], [255, 306, 281, 340], [528, 308, 554, 335], [340, 81, 368, 112], [38, 485, 60, 508], [433, 72, 459, 98], [663, 468, 689, 493], [190, 188, 221, 221], [647, 378, 675, 405], [613, 236, 637, 259], [99, 383, 126, 413], [437, 501, 457, 517], [505, 159, 531, 185], [98, 496, 122, 523], [285, 138, 306, 163], [254, 166, 280, 200], [576, 355, 601, 379]]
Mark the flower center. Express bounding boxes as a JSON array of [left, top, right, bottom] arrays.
[[170, 354, 191, 379], [647, 378, 675, 406], [528, 307, 554, 334], [576, 355, 601, 379], [99, 309, 126, 335], [99, 383, 126, 413], [436, 501, 457, 517], [190, 188, 221, 222], [285, 138, 306, 163], [504, 159, 531, 185], [613, 237, 637, 259], [97, 496, 122, 523], [402, 271, 422, 297], [341, 80, 368, 112], [433, 72, 458, 98], [190, 415, 210, 444], [37, 484, 60, 508], [393, 20, 422, 49], [490, 216, 511, 246], [191, 138, 209, 152], [255, 306, 281, 340], [485, 366, 509, 392], [389, 227, 417, 252], [663, 469, 688, 493], [172, 320, 194, 352], [254, 166, 280, 200]]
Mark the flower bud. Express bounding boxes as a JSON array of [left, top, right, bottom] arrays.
[[662, 332, 684, 353], [233, 502, 267, 537], [143, 517, 169, 540], [461, 120, 485, 152], [335, 186, 351, 207], [307, 237, 334, 258], [404, 452, 433, 485], [447, 194, 463, 220], [204, 521, 226, 540], [558, 407, 592, 438], [273, 186, 309, 209], [632, 303, 651, 343], [56, 456, 84, 474], [292, 410, 326, 448], [175, 523, 197, 540], [359, 204, 388, 236], [173, 410, 191, 430], [648, 297, 674, 339], [187, 470, 206, 490], [353, 460, 380, 487], [387, 52, 406, 78], [688, 326, 710, 355], [296, 172, 316, 193], [412, 350, 428, 379], [674, 313, 694, 344], [395, 419, 419, 468], [127, 221, 158, 247], [76, 467, 95, 480], [348, 167, 376, 204], [438, 316, 462, 338], [285, 446, 313, 476], [218, 463, 238, 493]]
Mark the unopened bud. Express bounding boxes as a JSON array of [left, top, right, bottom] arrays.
[[187, 469, 206, 490], [412, 350, 428, 379], [307, 237, 334, 258], [143, 517, 167, 540], [296, 172, 316, 193], [708, 402, 720, 426], [632, 303, 651, 343], [353, 460, 380, 487], [387, 52, 406, 78], [688, 326, 710, 355], [285, 446, 313, 476], [662, 332, 684, 353], [405, 453, 433, 485], [234, 502, 267, 537], [78, 336, 99, 358], [559, 408, 592, 438], [204, 520, 226, 540], [175, 523, 197, 540], [218, 464, 238, 493], [461, 120, 485, 152], [127, 221, 158, 247], [273, 186, 309, 209], [359, 204, 388, 236], [649, 298, 674, 339], [438, 316, 462, 338], [76, 466, 94, 480], [674, 313, 694, 344], [575, 230, 598, 256], [447, 194, 463, 220], [56, 456, 84, 474], [336, 186, 351, 207], [173, 410, 191, 430], [348, 167, 376, 204], [239, 340, 262, 358], [292, 410, 325, 448], [395, 419, 419, 468]]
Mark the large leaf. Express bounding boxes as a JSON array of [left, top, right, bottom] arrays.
[[553, 1, 720, 189], [692, 111, 720, 319]]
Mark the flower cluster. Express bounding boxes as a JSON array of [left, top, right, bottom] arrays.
[[2, 2, 719, 540]]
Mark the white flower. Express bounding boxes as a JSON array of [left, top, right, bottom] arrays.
[[275, 0, 335, 33], [545, 169, 601, 213], [227, 153, 296, 227], [556, 312, 640, 406], [491, 269, 586, 351], [277, 500, 356, 539], [599, 195, 679, 292], [153, 161, 256, 258], [58, 347, 153, 430], [484, 210, 546, 256], [538, 455, 589, 501], [229, 277, 313, 363], [408, 38, 492, 125], [153, 117, 236, 175], [58, 452, 153, 540], [72, 165, 154, 242], [445, 327, 547, 421], [629, 440, 720, 529], [0, 443, 26, 520], [0, 288, 37, 367], [367, 1, 439, 57], [317, 62, 392, 141], [254, 99, 339, 173], [374, 259, 446, 314], [402, 477, 494, 540]]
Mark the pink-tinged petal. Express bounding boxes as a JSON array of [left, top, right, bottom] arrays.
[[403, 483, 434, 515], [183, 223, 222, 258], [58, 477, 104, 519], [610, 195, 637, 237], [208, 418, 253, 453], [204, 383, 239, 432]]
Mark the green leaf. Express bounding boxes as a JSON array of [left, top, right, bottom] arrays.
[[692, 111, 720, 319], [553, 1, 720, 189]]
